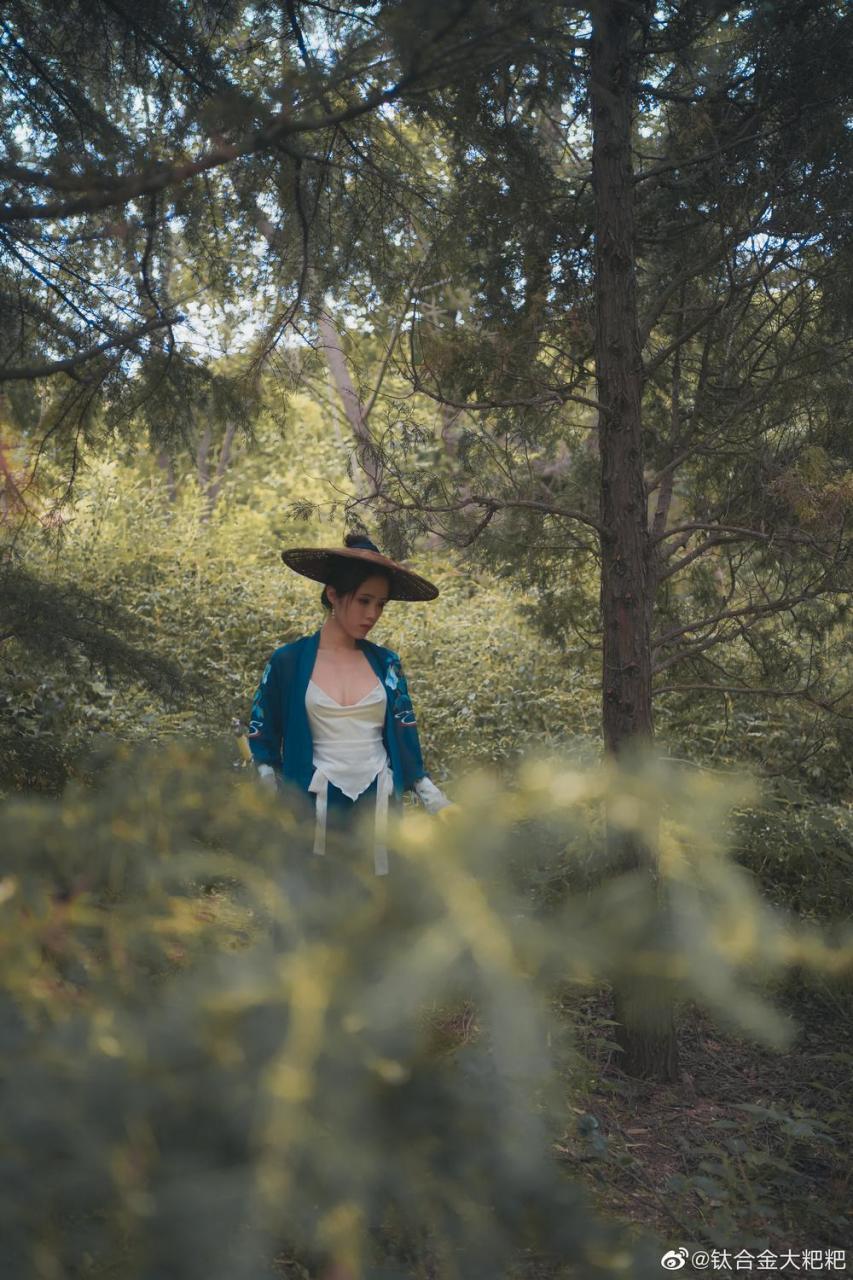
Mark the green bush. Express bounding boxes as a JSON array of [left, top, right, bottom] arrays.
[[1, 743, 850, 1278]]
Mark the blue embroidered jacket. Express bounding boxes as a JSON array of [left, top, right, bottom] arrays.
[[248, 629, 429, 799]]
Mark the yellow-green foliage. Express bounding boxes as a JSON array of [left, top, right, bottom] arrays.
[[9, 395, 598, 788], [1, 743, 850, 1279], [770, 444, 853, 528]]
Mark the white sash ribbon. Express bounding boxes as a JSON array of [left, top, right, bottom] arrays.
[[308, 768, 330, 858], [308, 760, 394, 876]]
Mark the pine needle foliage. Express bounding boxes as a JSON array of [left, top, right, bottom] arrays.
[[0, 559, 193, 790]]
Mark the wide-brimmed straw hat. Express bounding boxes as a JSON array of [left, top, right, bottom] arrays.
[[281, 533, 439, 601]]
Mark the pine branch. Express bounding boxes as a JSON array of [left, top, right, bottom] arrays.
[[0, 79, 416, 224], [657, 535, 744, 582], [653, 522, 819, 549], [0, 1, 507, 226], [347, 489, 607, 537], [653, 680, 853, 718], [0, 314, 179, 381], [408, 375, 601, 415], [654, 582, 847, 653], [0, 564, 197, 697]]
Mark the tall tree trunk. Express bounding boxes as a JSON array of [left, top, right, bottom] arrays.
[[156, 448, 178, 504], [196, 423, 212, 493], [317, 309, 382, 498], [202, 420, 237, 522], [590, 0, 679, 1082], [0, 391, 21, 521]]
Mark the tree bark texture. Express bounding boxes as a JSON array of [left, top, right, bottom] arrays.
[[591, 1, 653, 754], [590, 0, 679, 1082]]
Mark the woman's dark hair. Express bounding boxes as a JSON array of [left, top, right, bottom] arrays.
[[320, 533, 393, 611]]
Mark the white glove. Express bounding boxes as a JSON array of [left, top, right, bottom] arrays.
[[257, 763, 277, 792], [414, 775, 452, 815]]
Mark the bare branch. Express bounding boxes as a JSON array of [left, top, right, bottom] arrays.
[[634, 120, 764, 186], [348, 489, 606, 536], [195, 422, 212, 489], [409, 375, 601, 415], [653, 521, 818, 548], [362, 280, 421, 425], [645, 443, 698, 496], [1, 2, 512, 225], [653, 681, 853, 718], [654, 583, 846, 651], [653, 626, 741, 674], [99, 0, 222, 94], [202, 420, 238, 519], [638, 229, 748, 348], [0, 161, 125, 193], [643, 293, 731, 377], [657, 535, 744, 582]]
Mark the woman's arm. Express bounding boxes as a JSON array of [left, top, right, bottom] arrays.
[[386, 651, 451, 810], [413, 775, 452, 813], [248, 653, 285, 781]]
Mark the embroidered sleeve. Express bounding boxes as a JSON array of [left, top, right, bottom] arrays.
[[385, 649, 427, 787], [384, 651, 418, 727], [248, 654, 284, 771]]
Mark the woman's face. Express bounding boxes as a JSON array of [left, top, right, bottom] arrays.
[[327, 574, 390, 641]]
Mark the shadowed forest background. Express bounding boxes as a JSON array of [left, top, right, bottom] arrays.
[[1, 2, 851, 1277]]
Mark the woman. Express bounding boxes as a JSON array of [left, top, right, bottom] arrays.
[[248, 533, 451, 875]]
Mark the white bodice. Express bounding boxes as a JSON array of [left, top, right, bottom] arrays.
[[305, 678, 394, 875], [305, 677, 388, 800]]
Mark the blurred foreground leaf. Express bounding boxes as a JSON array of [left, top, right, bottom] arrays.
[[0, 742, 850, 1278]]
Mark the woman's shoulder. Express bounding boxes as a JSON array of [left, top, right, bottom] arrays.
[[268, 631, 317, 665], [361, 637, 402, 664]]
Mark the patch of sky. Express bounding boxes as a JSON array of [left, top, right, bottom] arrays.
[[563, 113, 591, 152], [640, 61, 675, 90], [256, 189, 280, 219], [322, 289, 376, 334], [388, 226, 420, 249], [174, 291, 280, 358]]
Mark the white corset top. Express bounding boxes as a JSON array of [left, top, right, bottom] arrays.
[[306, 678, 388, 799], [305, 678, 393, 875]]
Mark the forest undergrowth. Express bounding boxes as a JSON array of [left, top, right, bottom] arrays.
[[557, 982, 852, 1261], [2, 419, 851, 1279]]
